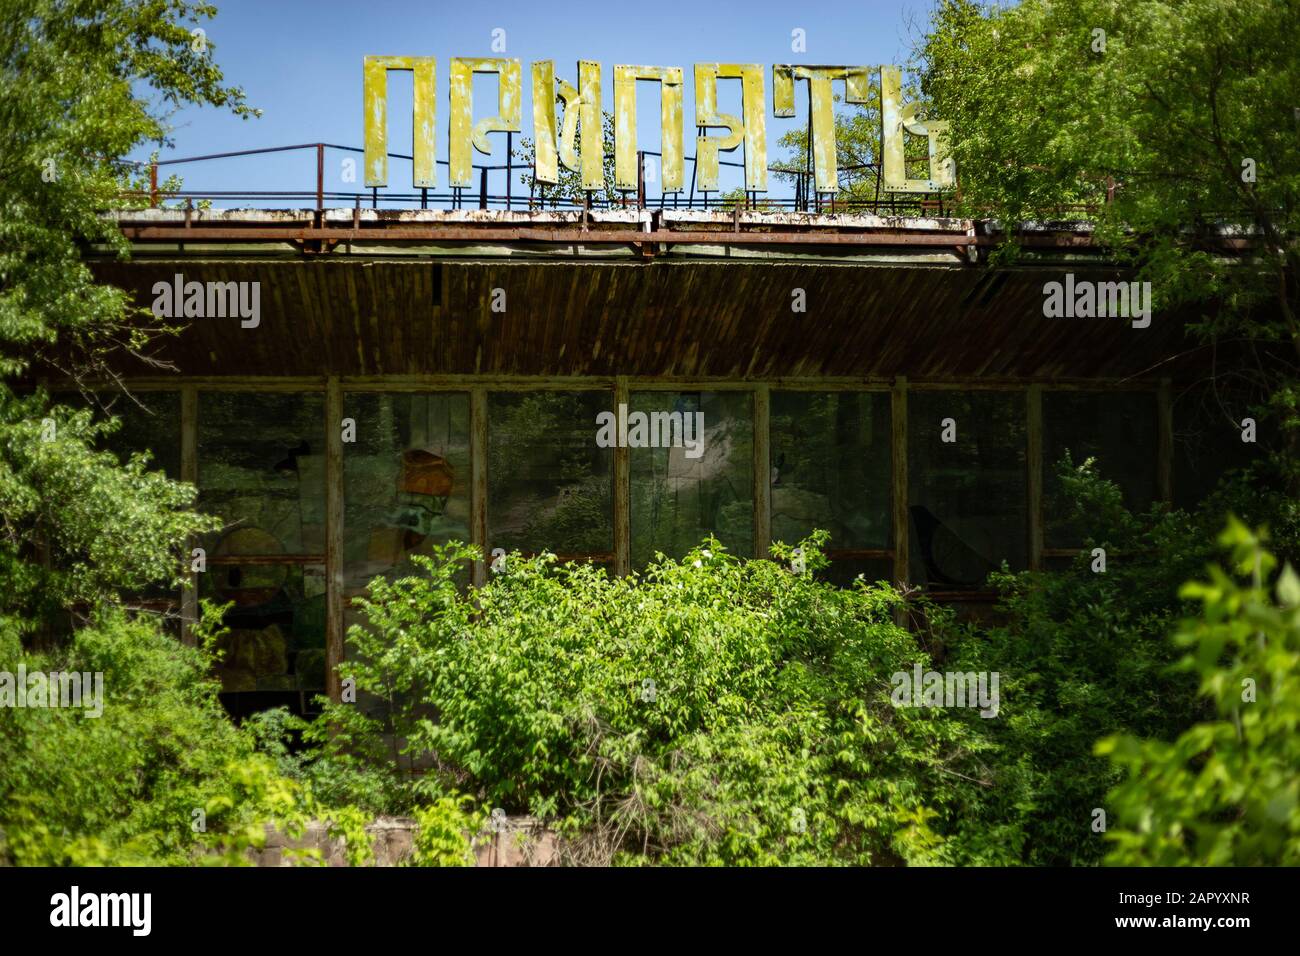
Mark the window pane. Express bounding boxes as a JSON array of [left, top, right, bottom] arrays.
[[198, 392, 325, 556], [100, 391, 181, 479], [201, 561, 327, 715], [343, 393, 470, 591], [1043, 391, 1157, 548], [489, 392, 613, 555], [631, 391, 752, 567], [770, 391, 891, 551], [817, 557, 894, 589], [1173, 388, 1263, 510], [908, 391, 1026, 588]]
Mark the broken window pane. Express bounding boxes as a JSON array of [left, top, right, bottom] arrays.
[[770, 391, 891, 552], [198, 392, 325, 556], [343, 392, 471, 592], [630, 391, 753, 568], [908, 390, 1026, 589], [1043, 391, 1157, 548], [488, 391, 613, 556]]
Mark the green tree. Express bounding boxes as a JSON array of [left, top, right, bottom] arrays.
[[0, 0, 258, 641], [0, 0, 334, 866], [915, 0, 1300, 473], [1098, 519, 1300, 865]]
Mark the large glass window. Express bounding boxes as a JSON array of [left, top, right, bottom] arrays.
[[1043, 391, 1157, 548], [631, 391, 752, 567], [488, 391, 613, 558], [908, 391, 1026, 589], [343, 392, 471, 592], [198, 392, 325, 715], [198, 392, 325, 555], [770, 391, 891, 552]]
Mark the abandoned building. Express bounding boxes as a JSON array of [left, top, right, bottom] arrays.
[[69, 173, 1258, 717]]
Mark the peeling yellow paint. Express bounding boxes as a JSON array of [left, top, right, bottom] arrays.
[[579, 61, 603, 191], [880, 65, 954, 193], [363, 55, 437, 188], [531, 61, 582, 185], [772, 65, 870, 193], [364, 56, 950, 197], [613, 65, 683, 192], [449, 58, 522, 188], [694, 64, 766, 192]]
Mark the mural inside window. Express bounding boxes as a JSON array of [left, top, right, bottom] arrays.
[[489, 391, 613, 558], [770, 391, 891, 552], [908, 391, 1026, 589], [1043, 391, 1156, 548], [198, 392, 325, 556], [630, 391, 752, 568], [343, 392, 470, 591], [200, 560, 327, 716]]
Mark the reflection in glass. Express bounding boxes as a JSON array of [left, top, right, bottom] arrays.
[[344, 393, 470, 592], [630, 391, 752, 567], [770, 391, 891, 551], [200, 561, 327, 716], [908, 391, 1026, 589], [489, 392, 613, 556], [1043, 391, 1156, 547], [198, 393, 325, 555]]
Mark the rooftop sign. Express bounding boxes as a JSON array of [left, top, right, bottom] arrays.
[[363, 58, 953, 196]]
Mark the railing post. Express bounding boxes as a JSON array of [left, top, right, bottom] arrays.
[[315, 143, 324, 224], [480, 166, 488, 210], [149, 162, 158, 208], [637, 150, 646, 209]]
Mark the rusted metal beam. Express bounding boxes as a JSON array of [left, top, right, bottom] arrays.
[[114, 224, 1017, 247]]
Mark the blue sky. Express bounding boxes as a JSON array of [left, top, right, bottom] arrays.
[[136, 0, 937, 204]]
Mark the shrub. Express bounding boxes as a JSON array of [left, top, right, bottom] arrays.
[[0, 605, 307, 865], [328, 533, 1012, 865], [1097, 519, 1300, 865]]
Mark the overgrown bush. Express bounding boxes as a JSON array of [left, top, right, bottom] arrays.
[[1098, 519, 1300, 865], [938, 458, 1298, 865], [0, 606, 306, 865], [321, 532, 1014, 865]]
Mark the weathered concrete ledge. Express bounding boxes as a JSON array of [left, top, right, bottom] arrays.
[[252, 816, 559, 867]]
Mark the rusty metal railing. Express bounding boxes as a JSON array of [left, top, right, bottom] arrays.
[[121, 141, 960, 216]]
